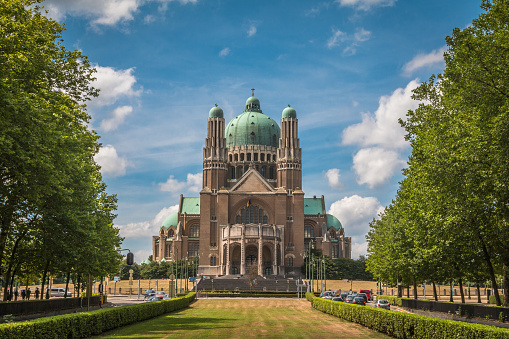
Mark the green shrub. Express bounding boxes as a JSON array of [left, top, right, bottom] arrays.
[[80, 292, 107, 304], [489, 295, 505, 305], [311, 296, 509, 339], [376, 294, 402, 306], [305, 292, 315, 302], [0, 293, 195, 338]]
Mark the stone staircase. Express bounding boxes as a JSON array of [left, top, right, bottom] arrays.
[[196, 275, 302, 292]]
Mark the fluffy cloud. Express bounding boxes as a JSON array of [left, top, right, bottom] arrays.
[[219, 47, 231, 57], [328, 195, 384, 258], [43, 0, 142, 26], [91, 66, 140, 107], [342, 80, 420, 149], [335, 0, 397, 11], [247, 24, 257, 37], [327, 27, 371, 55], [159, 173, 202, 195], [324, 168, 344, 190], [100, 105, 133, 131], [94, 144, 132, 177], [43, 0, 198, 26], [403, 46, 447, 76], [353, 147, 406, 188], [116, 204, 179, 239]]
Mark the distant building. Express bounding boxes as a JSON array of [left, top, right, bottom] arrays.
[[153, 94, 351, 276]]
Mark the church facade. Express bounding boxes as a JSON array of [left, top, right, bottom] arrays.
[[152, 94, 351, 277]]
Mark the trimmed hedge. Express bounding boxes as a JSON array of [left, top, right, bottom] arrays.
[[376, 294, 402, 306], [489, 295, 506, 305], [312, 297, 509, 339], [0, 293, 195, 338], [199, 292, 304, 298]]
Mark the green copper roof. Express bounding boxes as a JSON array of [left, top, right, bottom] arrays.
[[282, 105, 297, 119], [141, 259, 151, 265], [225, 97, 280, 147], [162, 212, 178, 230], [304, 198, 323, 215], [209, 105, 223, 118], [326, 214, 343, 231], [181, 197, 200, 214]]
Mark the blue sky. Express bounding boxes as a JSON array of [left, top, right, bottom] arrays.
[[42, 0, 483, 262]]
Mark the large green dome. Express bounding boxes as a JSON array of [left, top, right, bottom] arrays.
[[162, 212, 178, 230], [225, 96, 280, 147]]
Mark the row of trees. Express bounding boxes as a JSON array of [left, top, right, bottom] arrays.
[[366, 0, 509, 306], [302, 249, 374, 281], [0, 0, 123, 299], [118, 257, 199, 280]]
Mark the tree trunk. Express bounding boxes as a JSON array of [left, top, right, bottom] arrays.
[[2, 231, 25, 300], [413, 280, 417, 299], [479, 234, 501, 306], [40, 260, 50, 300], [0, 205, 15, 280], [77, 275, 81, 298], [406, 285, 410, 298], [3, 265, 11, 301], [459, 278, 465, 303], [476, 283, 481, 304], [9, 266, 17, 300], [432, 281, 438, 301], [503, 264, 509, 307], [64, 271, 71, 298]]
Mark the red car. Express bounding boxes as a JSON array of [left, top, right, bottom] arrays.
[[359, 289, 372, 301]]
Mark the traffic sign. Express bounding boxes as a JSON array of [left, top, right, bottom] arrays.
[[114, 276, 120, 282]]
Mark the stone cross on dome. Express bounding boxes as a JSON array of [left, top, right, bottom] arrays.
[[251, 88, 255, 96]]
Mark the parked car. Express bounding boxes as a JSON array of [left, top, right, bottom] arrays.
[[331, 297, 343, 302], [374, 299, 390, 310], [345, 295, 356, 303], [359, 289, 372, 301], [144, 289, 155, 298], [353, 297, 366, 306], [340, 292, 349, 300], [154, 291, 166, 300], [320, 291, 334, 298], [145, 296, 160, 302], [356, 293, 368, 303], [46, 288, 72, 297]]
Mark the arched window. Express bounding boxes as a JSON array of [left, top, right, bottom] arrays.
[[210, 256, 217, 266], [234, 154, 239, 161], [267, 154, 271, 162], [240, 153, 245, 161], [189, 225, 199, 238], [287, 257, 293, 267], [189, 243, 199, 257], [236, 204, 269, 224], [168, 229, 174, 237], [304, 225, 314, 238]]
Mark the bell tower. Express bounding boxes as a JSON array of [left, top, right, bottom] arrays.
[[203, 104, 227, 190], [277, 105, 302, 190]]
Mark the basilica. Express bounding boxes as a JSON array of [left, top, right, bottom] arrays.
[[152, 93, 351, 277]]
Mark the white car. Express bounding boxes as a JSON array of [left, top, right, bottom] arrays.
[[47, 288, 72, 297]]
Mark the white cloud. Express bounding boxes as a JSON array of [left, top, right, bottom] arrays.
[[352, 147, 406, 188], [90, 66, 140, 107], [324, 168, 344, 190], [219, 47, 230, 57], [327, 29, 345, 49], [328, 195, 384, 258], [116, 204, 179, 239], [335, 0, 397, 11], [247, 24, 257, 37], [327, 27, 371, 55], [159, 173, 202, 195], [144, 14, 156, 24], [133, 249, 152, 263], [100, 105, 133, 131], [342, 80, 420, 149], [403, 46, 446, 76], [43, 0, 142, 26], [94, 144, 132, 177]]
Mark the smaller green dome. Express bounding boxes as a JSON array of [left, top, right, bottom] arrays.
[[282, 105, 297, 119], [162, 212, 178, 230], [209, 104, 223, 118], [326, 214, 343, 231], [245, 96, 261, 113]]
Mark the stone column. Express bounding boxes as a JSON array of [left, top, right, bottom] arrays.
[[258, 224, 263, 276], [240, 226, 246, 275], [226, 226, 231, 275], [273, 225, 277, 275]]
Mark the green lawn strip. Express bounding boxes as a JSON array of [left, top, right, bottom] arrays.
[[96, 299, 388, 338]]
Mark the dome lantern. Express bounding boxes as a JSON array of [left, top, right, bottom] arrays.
[[282, 104, 297, 119]]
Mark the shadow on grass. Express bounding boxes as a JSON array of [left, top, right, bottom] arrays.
[[98, 308, 236, 338]]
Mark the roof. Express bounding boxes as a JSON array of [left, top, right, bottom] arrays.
[[180, 197, 200, 214], [225, 96, 280, 148], [304, 197, 323, 215], [209, 105, 223, 118], [162, 212, 178, 230], [326, 214, 343, 231], [282, 105, 297, 119]]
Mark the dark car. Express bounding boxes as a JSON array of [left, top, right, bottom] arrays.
[[340, 292, 348, 300], [375, 299, 390, 310], [331, 297, 343, 302], [144, 289, 155, 298], [353, 297, 366, 306], [356, 292, 368, 302], [345, 295, 356, 303]]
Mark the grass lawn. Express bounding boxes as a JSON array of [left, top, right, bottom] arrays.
[[95, 298, 388, 338]]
